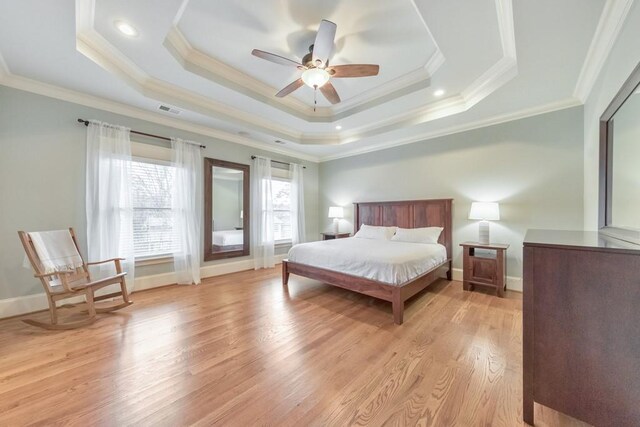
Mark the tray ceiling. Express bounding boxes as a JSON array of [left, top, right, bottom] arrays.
[[0, 0, 617, 161]]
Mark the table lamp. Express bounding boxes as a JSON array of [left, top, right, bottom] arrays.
[[328, 206, 344, 233], [469, 202, 500, 244]]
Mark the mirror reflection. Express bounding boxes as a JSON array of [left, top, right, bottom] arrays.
[[212, 166, 244, 253], [611, 87, 640, 230], [204, 158, 249, 261]]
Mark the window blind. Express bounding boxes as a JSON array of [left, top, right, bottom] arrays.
[[272, 178, 292, 242], [130, 160, 178, 257]]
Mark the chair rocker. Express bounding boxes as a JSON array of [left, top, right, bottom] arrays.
[[18, 228, 132, 330]]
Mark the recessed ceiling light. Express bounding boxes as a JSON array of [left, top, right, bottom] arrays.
[[434, 89, 445, 97], [115, 21, 138, 37], [335, 125, 342, 130]]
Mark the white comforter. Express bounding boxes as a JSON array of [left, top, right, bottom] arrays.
[[287, 237, 447, 286]]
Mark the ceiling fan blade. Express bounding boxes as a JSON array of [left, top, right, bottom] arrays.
[[252, 49, 303, 68], [312, 19, 337, 67], [320, 82, 341, 104], [276, 79, 304, 97], [329, 64, 380, 78]]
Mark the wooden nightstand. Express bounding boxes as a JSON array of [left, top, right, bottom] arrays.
[[460, 241, 509, 297], [321, 232, 350, 240]]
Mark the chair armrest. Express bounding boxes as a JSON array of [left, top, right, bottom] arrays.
[[86, 258, 125, 266], [86, 258, 126, 273]]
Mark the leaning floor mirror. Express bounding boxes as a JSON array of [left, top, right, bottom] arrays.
[[204, 158, 250, 260]]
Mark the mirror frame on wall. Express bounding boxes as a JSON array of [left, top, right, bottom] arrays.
[[204, 158, 250, 261], [599, 61, 640, 242]]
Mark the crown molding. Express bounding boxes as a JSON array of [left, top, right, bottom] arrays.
[[76, 22, 315, 145], [0, 68, 586, 165], [163, 29, 440, 121], [163, 26, 321, 120], [338, 0, 519, 145], [574, 0, 635, 102], [496, 0, 517, 59], [163, 2, 447, 122], [72, 0, 516, 146], [319, 97, 582, 162], [0, 70, 320, 162]]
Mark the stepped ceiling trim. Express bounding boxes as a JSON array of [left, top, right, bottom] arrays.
[[0, 62, 581, 163], [163, 23, 444, 122], [74, 0, 518, 146], [0, 68, 320, 162], [573, 0, 635, 102]]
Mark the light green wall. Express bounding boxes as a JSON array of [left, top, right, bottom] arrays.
[[0, 86, 319, 299], [319, 107, 585, 279], [0, 84, 591, 298]]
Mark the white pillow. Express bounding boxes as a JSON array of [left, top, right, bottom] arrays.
[[391, 227, 443, 244], [353, 224, 397, 240]]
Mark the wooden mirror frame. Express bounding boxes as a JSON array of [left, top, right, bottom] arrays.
[[204, 158, 250, 261], [599, 61, 640, 242]]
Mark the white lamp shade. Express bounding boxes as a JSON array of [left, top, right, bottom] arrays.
[[328, 206, 344, 218], [468, 202, 500, 221], [302, 68, 330, 88]]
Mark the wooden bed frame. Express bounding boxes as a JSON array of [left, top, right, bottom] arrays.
[[282, 199, 453, 325]]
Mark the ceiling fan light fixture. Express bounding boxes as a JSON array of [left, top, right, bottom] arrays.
[[301, 68, 330, 88]]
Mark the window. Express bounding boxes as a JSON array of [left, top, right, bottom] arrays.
[[131, 159, 177, 258], [271, 178, 292, 242]]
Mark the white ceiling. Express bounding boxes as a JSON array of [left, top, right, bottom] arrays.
[[0, 0, 618, 161]]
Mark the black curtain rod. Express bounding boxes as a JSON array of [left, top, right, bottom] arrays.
[[251, 155, 306, 169], [77, 119, 206, 149]]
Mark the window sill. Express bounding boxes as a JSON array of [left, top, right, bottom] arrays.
[[275, 240, 292, 248], [135, 255, 173, 266]]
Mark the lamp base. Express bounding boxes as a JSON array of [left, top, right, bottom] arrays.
[[333, 218, 339, 233], [478, 220, 490, 244]]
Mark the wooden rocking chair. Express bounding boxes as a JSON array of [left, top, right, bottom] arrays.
[[18, 228, 132, 330]]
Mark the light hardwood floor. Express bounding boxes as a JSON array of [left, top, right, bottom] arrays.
[[0, 267, 589, 426]]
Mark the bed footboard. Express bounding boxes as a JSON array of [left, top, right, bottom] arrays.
[[282, 258, 450, 325]]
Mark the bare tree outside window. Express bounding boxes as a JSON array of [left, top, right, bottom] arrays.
[[131, 160, 178, 257], [272, 178, 292, 242]]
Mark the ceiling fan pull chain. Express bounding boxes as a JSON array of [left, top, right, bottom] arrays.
[[313, 85, 318, 112]]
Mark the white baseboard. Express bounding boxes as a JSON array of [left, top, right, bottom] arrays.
[[0, 254, 288, 319], [1, 257, 520, 319], [450, 268, 522, 292]]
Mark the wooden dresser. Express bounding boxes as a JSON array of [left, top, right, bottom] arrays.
[[523, 230, 640, 426]]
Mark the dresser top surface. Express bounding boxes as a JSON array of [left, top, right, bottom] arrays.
[[524, 229, 640, 253]]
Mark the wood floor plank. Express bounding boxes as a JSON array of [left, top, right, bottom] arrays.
[[0, 267, 590, 426]]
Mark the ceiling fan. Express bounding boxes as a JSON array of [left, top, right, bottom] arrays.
[[251, 19, 380, 109]]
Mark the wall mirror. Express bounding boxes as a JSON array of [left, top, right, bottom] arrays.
[[204, 158, 249, 260], [599, 61, 640, 243]]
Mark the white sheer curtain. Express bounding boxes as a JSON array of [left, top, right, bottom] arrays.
[[171, 138, 202, 285], [86, 120, 135, 290], [290, 163, 306, 245], [251, 157, 275, 269]]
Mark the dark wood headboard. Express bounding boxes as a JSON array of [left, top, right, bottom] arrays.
[[353, 199, 453, 260]]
